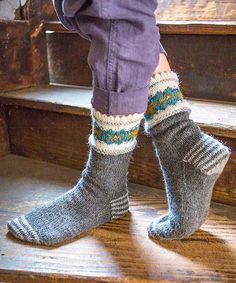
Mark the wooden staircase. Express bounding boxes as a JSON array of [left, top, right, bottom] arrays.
[[0, 86, 235, 207], [0, 0, 236, 281]]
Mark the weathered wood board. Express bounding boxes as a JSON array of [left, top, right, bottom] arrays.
[[0, 20, 33, 92], [156, 0, 236, 21], [0, 105, 10, 157], [17, 0, 236, 22], [45, 31, 236, 102], [47, 33, 91, 87], [160, 33, 236, 102], [0, 154, 236, 282]]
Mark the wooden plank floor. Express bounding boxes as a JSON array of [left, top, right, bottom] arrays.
[[0, 86, 236, 137], [156, 0, 236, 22], [0, 155, 236, 282]]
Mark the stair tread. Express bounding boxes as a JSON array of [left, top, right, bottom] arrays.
[[43, 21, 236, 35], [0, 86, 236, 138], [0, 154, 236, 282]]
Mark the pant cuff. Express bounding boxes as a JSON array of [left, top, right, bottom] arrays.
[[91, 85, 149, 115]]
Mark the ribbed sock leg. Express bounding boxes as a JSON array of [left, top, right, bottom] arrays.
[[144, 71, 230, 240], [7, 109, 144, 245]]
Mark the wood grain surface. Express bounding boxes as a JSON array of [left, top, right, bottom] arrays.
[[158, 21, 236, 35], [0, 155, 236, 282], [156, 0, 236, 22], [47, 33, 91, 87], [0, 86, 235, 137], [16, 0, 236, 22], [0, 105, 10, 157], [0, 20, 33, 92], [43, 20, 236, 35], [43, 25, 236, 102], [160, 34, 236, 103]]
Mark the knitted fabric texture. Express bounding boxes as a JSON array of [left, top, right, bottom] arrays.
[[145, 71, 230, 240], [7, 147, 133, 245], [89, 108, 144, 155], [7, 109, 144, 245], [144, 71, 190, 132]]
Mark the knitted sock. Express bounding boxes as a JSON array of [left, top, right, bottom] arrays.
[[144, 71, 230, 240], [7, 108, 144, 245]]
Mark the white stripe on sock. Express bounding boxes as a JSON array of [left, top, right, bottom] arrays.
[[112, 209, 129, 216], [112, 208, 129, 218], [183, 134, 229, 175], [194, 146, 224, 169], [21, 215, 41, 243], [89, 135, 137, 155], [111, 198, 129, 208], [149, 79, 179, 97], [93, 118, 142, 132], [184, 135, 211, 162], [111, 193, 128, 203], [201, 150, 229, 173], [111, 194, 129, 219], [14, 218, 33, 241], [111, 203, 129, 211], [204, 154, 229, 175], [10, 221, 25, 241], [149, 71, 179, 90], [92, 108, 144, 127], [191, 141, 221, 166]]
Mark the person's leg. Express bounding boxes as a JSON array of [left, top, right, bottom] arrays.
[[7, 0, 160, 245], [153, 53, 171, 74], [144, 53, 231, 240]]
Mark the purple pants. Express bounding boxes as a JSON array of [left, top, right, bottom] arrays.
[[53, 0, 167, 115]]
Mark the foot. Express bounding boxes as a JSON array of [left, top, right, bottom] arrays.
[[7, 149, 131, 245], [7, 108, 144, 245], [145, 71, 230, 240]]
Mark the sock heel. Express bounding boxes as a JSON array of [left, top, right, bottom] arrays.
[[183, 134, 230, 175], [110, 192, 129, 219]]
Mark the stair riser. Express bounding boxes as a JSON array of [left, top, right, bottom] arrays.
[[47, 33, 236, 102], [0, 105, 10, 157], [5, 105, 236, 206]]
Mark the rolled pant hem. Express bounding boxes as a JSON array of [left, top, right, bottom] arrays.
[[91, 85, 149, 115]]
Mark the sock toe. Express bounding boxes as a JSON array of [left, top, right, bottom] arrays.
[[148, 217, 200, 240], [147, 220, 168, 240], [7, 216, 41, 244], [155, 214, 169, 224]]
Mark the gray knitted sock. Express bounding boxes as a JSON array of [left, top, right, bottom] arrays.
[[7, 108, 144, 245], [144, 71, 230, 240]]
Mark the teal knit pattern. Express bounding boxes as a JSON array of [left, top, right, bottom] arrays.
[[144, 87, 183, 121], [94, 122, 140, 145]]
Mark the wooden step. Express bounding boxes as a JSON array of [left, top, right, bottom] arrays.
[[0, 86, 235, 137], [0, 154, 236, 282], [0, 105, 10, 157], [43, 21, 236, 102], [43, 20, 236, 35], [0, 86, 235, 206], [1, 19, 235, 102], [0, 20, 33, 92]]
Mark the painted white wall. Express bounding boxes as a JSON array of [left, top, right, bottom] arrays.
[[0, 0, 26, 20]]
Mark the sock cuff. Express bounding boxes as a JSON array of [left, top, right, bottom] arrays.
[[89, 108, 144, 155], [145, 70, 191, 133], [145, 100, 191, 132], [92, 108, 144, 130], [149, 71, 179, 95]]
